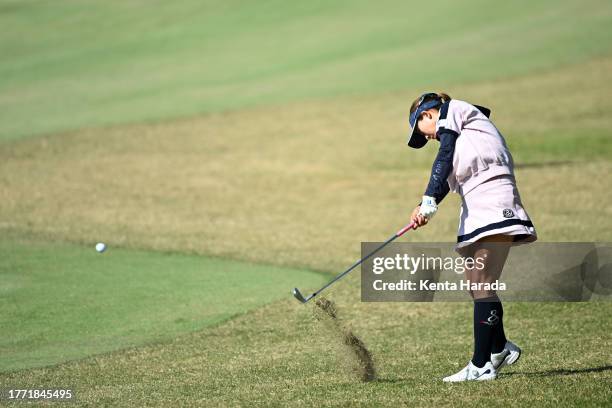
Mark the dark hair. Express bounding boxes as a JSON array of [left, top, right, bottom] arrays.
[[409, 92, 452, 115]]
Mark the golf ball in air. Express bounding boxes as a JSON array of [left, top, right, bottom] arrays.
[[95, 242, 107, 253]]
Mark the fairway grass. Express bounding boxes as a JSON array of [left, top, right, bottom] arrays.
[[1, 0, 611, 140], [0, 237, 326, 372]]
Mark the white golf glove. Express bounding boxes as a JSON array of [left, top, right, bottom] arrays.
[[418, 196, 438, 219]]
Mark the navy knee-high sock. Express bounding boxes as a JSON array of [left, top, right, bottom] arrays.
[[491, 300, 507, 354], [472, 296, 503, 368]]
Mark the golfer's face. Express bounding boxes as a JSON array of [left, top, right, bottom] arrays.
[[417, 111, 438, 138]]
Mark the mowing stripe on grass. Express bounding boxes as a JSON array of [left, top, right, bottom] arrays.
[[1, 0, 611, 140]]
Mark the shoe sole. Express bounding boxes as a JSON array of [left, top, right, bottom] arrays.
[[443, 373, 497, 383]]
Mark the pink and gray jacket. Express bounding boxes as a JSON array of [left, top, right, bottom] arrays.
[[410, 99, 515, 201]]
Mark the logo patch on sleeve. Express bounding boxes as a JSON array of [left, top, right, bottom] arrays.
[[503, 208, 514, 218]]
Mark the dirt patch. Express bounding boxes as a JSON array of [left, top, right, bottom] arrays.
[[313, 297, 375, 382]]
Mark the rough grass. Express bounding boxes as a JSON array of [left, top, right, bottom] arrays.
[[1, 0, 611, 140], [313, 297, 376, 382], [1, 277, 610, 406], [1, 58, 611, 274]]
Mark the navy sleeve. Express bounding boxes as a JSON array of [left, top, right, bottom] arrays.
[[423, 130, 458, 203]]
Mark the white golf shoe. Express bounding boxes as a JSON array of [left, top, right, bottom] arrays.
[[491, 340, 521, 371], [442, 361, 497, 382]]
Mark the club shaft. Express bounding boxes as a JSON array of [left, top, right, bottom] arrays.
[[308, 223, 413, 299]]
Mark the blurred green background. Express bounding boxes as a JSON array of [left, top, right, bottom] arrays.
[[1, 0, 611, 141]]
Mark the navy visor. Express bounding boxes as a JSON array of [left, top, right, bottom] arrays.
[[407, 94, 442, 149]]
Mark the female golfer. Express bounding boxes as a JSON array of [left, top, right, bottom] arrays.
[[407, 92, 536, 382]]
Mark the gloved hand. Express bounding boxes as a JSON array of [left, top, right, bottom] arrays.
[[418, 196, 438, 219]]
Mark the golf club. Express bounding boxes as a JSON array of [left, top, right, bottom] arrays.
[[292, 222, 415, 303]]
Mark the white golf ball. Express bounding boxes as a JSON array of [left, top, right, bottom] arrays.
[[95, 242, 107, 253]]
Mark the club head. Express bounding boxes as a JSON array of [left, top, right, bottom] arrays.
[[292, 287, 308, 303]]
